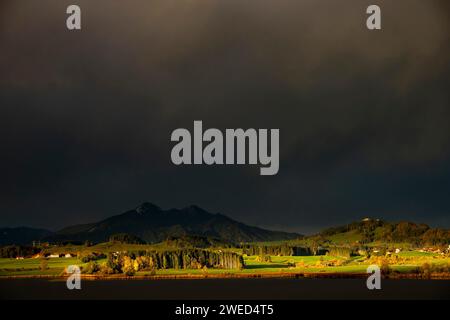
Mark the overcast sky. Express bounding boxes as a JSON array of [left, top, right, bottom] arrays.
[[0, 0, 449, 234]]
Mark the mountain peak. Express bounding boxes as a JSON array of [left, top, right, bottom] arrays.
[[183, 205, 214, 216], [135, 202, 161, 214], [186, 204, 206, 211]]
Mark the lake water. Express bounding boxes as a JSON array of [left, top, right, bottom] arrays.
[[1, 278, 449, 300]]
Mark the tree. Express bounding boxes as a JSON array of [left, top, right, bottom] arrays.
[[109, 233, 146, 244], [83, 261, 99, 274], [40, 258, 48, 271], [122, 256, 135, 276]]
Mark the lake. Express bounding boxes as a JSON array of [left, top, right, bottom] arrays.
[[1, 278, 449, 300]]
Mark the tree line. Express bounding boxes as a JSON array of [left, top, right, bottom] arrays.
[[242, 244, 325, 256], [83, 249, 245, 275], [0, 245, 40, 258]]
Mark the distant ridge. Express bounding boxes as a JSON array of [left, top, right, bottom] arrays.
[[314, 218, 450, 245], [2, 212, 449, 246], [40, 202, 301, 244], [0, 227, 53, 245]]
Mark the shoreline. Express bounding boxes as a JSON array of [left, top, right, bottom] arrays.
[[1, 272, 449, 281]]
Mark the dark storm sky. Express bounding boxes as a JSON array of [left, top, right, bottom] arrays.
[[0, 0, 449, 234]]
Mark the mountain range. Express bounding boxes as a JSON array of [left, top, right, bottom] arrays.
[[0, 227, 53, 246], [0, 202, 300, 245]]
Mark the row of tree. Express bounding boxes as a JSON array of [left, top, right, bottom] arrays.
[[101, 249, 244, 275], [242, 244, 325, 256], [319, 220, 450, 245], [326, 246, 356, 258], [0, 245, 40, 258]]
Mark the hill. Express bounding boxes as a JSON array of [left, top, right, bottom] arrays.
[[0, 227, 53, 245], [313, 218, 450, 246]]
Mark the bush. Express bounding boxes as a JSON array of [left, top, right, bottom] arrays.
[[419, 262, 449, 276], [98, 264, 115, 275], [255, 255, 272, 263], [106, 254, 122, 274], [202, 265, 209, 275], [380, 259, 391, 275], [83, 261, 100, 274], [133, 256, 154, 271], [80, 252, 106, 263], [420, 262, 431, 278], [122, 256, 136, 276]]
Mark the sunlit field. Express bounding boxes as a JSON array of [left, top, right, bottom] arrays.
[[1, 250, 448, 278]]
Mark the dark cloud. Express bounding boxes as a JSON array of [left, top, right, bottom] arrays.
[[0, 0, 449, 233]]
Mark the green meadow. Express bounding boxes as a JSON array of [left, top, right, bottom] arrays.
[[1, 250, 448, 278]]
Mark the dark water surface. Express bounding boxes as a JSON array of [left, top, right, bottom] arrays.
[[1, 278, 449, 300]]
